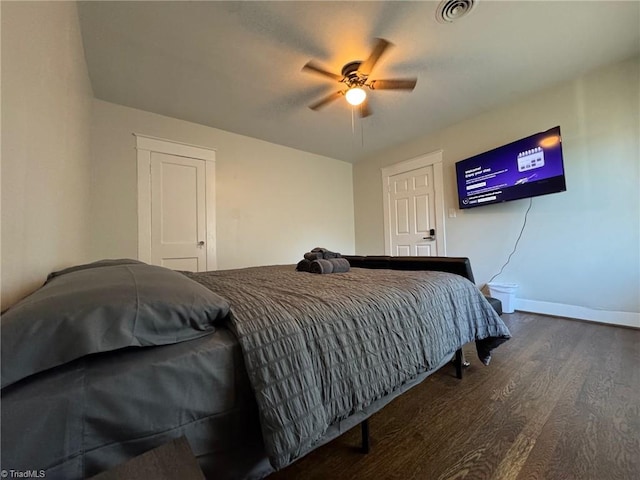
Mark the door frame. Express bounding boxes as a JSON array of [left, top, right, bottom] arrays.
[[135, 133, 217, 270], [381, 150, 446, 256]]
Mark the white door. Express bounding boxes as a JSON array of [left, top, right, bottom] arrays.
[[150, 152, 207, 271], [136, 134, 217, 272], [382, 151, 446, 256], [388, 166, 437, 256]]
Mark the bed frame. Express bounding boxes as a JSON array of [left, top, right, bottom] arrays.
[[342, 255, 501, 455]]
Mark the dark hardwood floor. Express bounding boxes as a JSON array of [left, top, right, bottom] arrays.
[[269, 312, 640, 480]]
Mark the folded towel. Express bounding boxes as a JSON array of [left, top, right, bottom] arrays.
[[309, 258, 350, 274], [304, 252, 324, 261], [296, 259, 312, 272], [327, 257, 350, 273], [311, 247, 342, 259], [309, 259, 334, 274]]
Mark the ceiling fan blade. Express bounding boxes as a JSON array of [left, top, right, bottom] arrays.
[[302, 61, 343, 81], [309, 91, 343, 110], [359, 100, 372, 118], [358, 38, 392, 76], [369, 78, 417, 90]]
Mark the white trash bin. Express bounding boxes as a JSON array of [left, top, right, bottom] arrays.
[[487, 282, 519, 313]]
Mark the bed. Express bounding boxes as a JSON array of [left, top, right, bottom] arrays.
[[0, 256, 510, 479]]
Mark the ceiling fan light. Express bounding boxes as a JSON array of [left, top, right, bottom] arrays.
[[345, 87, 366, 106]]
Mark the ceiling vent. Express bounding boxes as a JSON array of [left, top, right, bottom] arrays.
[[435, 0, 477, 24]]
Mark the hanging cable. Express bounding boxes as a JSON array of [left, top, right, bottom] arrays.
[[351, 107, 355, 137], [360, 107, 364, 147], [487, 197, 533, 283]]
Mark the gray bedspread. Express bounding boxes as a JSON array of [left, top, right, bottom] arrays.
[[185, 265, 510, 470]]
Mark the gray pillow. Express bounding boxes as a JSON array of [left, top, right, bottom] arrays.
[[44, 258, 145, 282], [1, 262, 230, 389]]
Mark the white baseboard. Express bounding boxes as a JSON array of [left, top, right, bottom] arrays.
[[515, 298, 640, 329]]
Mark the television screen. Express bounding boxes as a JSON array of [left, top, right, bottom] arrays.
[[455, 126, 566, 209]]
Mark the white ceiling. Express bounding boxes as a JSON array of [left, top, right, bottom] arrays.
[[78, 1, 640, 163]]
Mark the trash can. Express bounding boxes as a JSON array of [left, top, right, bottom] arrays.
[[487, 282, 519, 313]]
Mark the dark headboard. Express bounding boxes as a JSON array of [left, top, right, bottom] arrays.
[[342, 256, 476, 283]]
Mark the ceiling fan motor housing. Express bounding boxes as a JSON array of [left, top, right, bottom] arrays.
[[341, 61, 366, 87]]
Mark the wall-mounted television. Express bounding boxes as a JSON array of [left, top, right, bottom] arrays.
[[455, 126, 566, 209]]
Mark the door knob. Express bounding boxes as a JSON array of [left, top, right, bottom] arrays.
[[197, 241, 205, 247]]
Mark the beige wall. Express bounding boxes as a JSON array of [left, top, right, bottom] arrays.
[[354, 57, 639, 318], [90, 100, 355, 270], [1, 1, 93, 309]]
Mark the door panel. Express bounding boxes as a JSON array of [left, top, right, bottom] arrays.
[[161, 257, 200, 272], [395, 198, 410, 234], [160, 162, 199, 243], [415, 194, 430, 233]]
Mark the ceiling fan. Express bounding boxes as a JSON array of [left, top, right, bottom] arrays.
[[302, 38, 417, 118]]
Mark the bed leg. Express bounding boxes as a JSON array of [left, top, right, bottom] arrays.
[[455, 349, 463, 379], [361, 419, 370, 454]]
